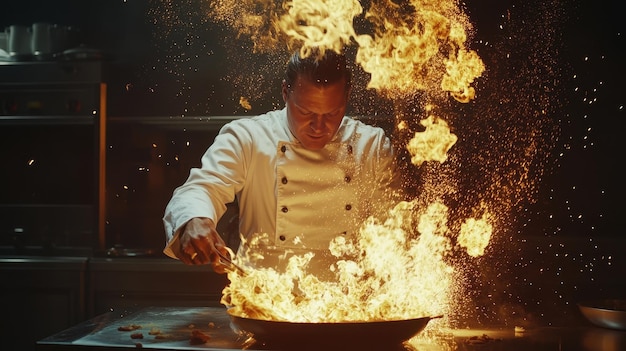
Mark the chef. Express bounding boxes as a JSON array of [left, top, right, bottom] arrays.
[[163, 48, 403, 275]]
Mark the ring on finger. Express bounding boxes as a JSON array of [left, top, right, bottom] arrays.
[[190, 252, 198, 260]]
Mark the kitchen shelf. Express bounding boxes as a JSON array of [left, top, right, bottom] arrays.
[[0, 115, 98, 125], [0, 60, 107, 252]]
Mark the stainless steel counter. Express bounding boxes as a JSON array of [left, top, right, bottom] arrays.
[[37, 307, 247, 351], [37, 306, 626, 351]]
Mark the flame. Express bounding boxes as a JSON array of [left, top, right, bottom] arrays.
[[442, 47, 485, 102], [277, 0, 362, 58], [354, 8, 450, 97], [406, 115, 458, 166], [353, 0, 484, 101], [458, 211, 493, 257], [223, 199, 457, 323], [209, 0, 483, 99]]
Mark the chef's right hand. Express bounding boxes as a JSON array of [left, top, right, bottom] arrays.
[[178, 217, 229, 274]]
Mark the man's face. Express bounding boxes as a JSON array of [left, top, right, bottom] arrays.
[[282, 76, 349, 150]]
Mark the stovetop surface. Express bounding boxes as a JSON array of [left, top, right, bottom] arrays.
[[37, 306, 626, 351]]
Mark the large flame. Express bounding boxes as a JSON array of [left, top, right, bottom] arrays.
[[354, 0, 484, 101], [223, 199, 458, 323], [207, 0, 484, 101]]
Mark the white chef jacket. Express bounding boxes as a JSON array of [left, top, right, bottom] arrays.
[[163, 108, 400, 271]]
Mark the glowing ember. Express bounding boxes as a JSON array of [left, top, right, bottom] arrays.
[[238, 96, 252, 110]]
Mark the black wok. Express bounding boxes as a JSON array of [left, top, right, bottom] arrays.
[[228, 309, 440, 349]]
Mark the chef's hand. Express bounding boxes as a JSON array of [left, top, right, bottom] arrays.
[[178, 217, 229, 274]]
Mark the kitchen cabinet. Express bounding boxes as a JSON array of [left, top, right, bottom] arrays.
[[0, 256, 88, 351]]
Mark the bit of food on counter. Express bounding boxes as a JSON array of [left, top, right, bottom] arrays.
[[135, 342, 143, 348], [190, 329, 211, 345], [118, 324, 142, 331], [465, 334, 501, 345], [114, 318, 214, 344]]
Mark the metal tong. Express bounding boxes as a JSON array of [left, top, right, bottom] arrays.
[[216, 250, 247, 275]]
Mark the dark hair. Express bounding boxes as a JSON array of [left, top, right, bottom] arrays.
[[284, 48, 352, 91]]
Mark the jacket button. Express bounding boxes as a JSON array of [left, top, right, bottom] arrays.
[[344, 175, 351, 183], [347, 145, 353, 154], [281, 206, 288, 213], [345, 204, 352, 211], [281, 145, 287, 153], [279, 235, 286, 241], [281, 176, 288, 184]]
